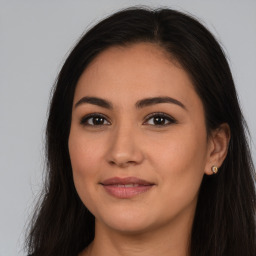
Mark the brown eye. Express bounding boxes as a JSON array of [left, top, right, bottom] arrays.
[[152, 116, 166, 125], [80, 114, 110, 126], [144, 113, 177, 126]]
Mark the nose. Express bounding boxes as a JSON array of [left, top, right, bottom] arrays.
[[106, 124, 144, 168]]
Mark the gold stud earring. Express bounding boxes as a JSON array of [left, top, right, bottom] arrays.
[[211, 166, 218, 174]]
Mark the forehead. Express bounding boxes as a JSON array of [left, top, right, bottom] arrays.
[[74, 42, 201, 111]]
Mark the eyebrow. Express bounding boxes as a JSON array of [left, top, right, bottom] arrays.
[[75, 96, 113, 109], [74, 96, 186, 110], [135, 96, 186, 110]]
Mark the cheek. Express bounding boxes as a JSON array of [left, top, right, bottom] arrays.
[[68, 132, 103, 207], [149, 125, 208, 171], [68, 126, 105, 173], [69, 143, 99, 174], [147, 126, 208, 205]]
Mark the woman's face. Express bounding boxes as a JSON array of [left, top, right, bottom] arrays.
[[69, 43, 212, 234]]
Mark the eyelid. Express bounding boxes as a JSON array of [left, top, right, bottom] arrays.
[[79, 112, 177, 127], [143, 112, 177, 126], [80, 113, 111, 126]]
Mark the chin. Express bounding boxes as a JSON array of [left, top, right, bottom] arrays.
[[95, 208, 163, 235], [104, 220, 154, 235]]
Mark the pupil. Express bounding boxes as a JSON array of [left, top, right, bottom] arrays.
[[93, 117, 104, 125], [154, 117, 165, 125]]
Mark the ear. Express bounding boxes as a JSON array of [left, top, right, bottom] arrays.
[[204, 123, 230, 175]]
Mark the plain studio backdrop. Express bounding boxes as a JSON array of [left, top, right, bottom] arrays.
[[0, 0, 255, 255]]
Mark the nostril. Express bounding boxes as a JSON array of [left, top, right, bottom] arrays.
[[108, 159, 137, 167], [106, 143, 145, 167], [109, 160, 116, 165], [127, 160, 137, 165]]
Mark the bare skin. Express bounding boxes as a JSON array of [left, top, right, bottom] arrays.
[[69, 43, 230, 256]]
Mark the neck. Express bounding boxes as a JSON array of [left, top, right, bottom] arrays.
[[80, 206, 194, 256]]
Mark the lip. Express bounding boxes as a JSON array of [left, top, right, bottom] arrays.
[[100, 176, 155, 199]]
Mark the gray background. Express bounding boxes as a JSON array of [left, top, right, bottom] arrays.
[[0, 0, 255, 255]]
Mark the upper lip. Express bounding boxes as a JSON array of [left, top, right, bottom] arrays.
[[101, 177, 154, 186]]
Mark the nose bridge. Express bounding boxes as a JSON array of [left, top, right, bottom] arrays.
[[106, 119, 144, 167]]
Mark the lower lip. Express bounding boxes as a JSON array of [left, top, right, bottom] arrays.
[[102, 185, 153, 199]]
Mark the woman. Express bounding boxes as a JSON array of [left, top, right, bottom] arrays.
[[26, 7, 256, 256]]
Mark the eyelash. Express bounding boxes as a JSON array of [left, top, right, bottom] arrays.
[[80, 113, 110, 126], [80, 112, 177, 127], [144, 112, 177, 126]]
